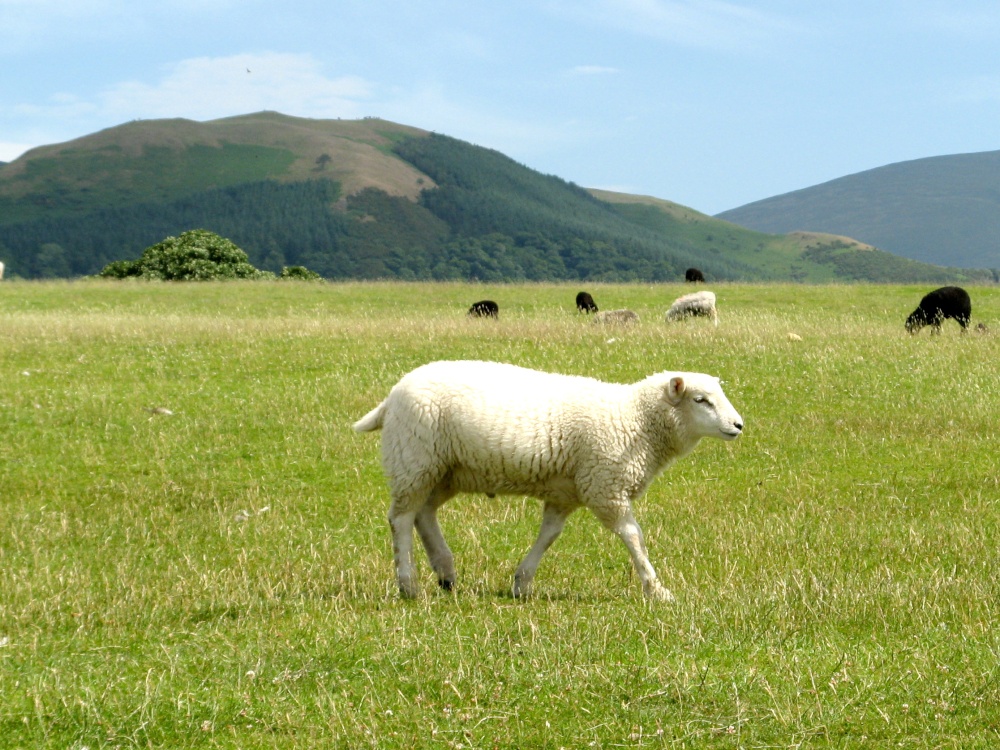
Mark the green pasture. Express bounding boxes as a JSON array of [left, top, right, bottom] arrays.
[[2, 280, 1000, 748]]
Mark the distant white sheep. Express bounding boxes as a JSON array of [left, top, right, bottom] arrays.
[[354, 360, 744, 601], [592, 309, 639, 326], [0, 261, 4, 280], [666, 290, 718, 326]]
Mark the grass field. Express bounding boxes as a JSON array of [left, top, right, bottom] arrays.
[[2, 280, 1000, 748]]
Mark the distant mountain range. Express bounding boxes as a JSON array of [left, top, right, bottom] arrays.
[[0, 112, 988, 283], [716, 150, 1000, 270]]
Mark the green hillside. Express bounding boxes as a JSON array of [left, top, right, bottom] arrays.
[[0, 112, 430, 226], [0, 112, 989, 283], [591, 190, 988, 283], [716, 150, 1000, 270]]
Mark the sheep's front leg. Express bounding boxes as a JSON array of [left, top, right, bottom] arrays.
[[513, 503, 574, 598], [594, 506, 674, 601]]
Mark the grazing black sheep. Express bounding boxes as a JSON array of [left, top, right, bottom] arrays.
[[905, 286, 971, 334], [468, 300, 499, 318], [575, 291, 598, 313], [685, 267, 705, 283]]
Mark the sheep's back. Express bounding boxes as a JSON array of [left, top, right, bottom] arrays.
[[381, 361, 630, 485]]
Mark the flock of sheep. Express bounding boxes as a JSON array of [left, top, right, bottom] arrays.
[[356, 279, 980, 600], [468, 284, 720, 328]]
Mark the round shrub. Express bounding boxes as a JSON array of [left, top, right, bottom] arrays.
[[99, 229, 274, 281], [280, 266, 322, 281]]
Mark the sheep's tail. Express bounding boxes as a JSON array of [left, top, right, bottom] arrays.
[[353, 400, 387, 432]]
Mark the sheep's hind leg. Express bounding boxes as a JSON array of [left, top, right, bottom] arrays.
[[513, 503, 574, 598], [595, 506, 674, 601], [415, 484, 458, 591], [388, 507, 421, 598]]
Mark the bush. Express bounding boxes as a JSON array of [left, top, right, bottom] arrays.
[[280, 265, 322, 281], [97, 259, 141, 279], [99, 229, 274, 281]]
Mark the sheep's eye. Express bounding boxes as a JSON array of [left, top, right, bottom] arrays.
[[693, 395, 710, 405]]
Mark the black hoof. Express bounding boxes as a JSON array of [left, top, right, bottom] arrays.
[[438, 578, 454, 591]]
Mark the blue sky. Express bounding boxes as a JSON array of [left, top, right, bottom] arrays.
[[4, 1, 1000, 215]]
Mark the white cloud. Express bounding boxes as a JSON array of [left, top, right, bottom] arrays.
[[3, 52, 373, 153], [95, 53, 372, 122], [6, 52, 584, 161]]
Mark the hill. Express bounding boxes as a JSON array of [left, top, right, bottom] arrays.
[[0, 112, 988, 283], [716, 150, 1000, 271], [0, 112, 432, 225]]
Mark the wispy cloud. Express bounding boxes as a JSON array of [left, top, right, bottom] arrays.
[[6, 51, 586, 163], [553, 0, 805, 53], [101, 53, 371, 121], [14, 53, 372, 125]]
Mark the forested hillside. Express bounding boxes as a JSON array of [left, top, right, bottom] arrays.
[[0, 181, 349, 278], [0, 132, 755, 281], [0, 113, 988, 283], [391, 134, 762, 281]]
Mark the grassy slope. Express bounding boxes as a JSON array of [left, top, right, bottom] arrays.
[[593, 188, 844, 281], [0, 112, 432, 223], [2, 280, 1000, 748], [590, 189, 989, 283]]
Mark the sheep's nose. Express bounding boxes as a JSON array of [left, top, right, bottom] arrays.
[[734, 420, 744, 431]]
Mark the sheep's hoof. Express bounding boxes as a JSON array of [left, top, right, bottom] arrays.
[[645, 584, 675, 602], [511, 576, 531, 599], [438, 577, 454, 592], [397, 580, 421, 599]]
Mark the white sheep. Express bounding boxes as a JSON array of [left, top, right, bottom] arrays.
[[666, 290, 718, 326], [354, 360, 743, 600], [0, 261, 4, 280]]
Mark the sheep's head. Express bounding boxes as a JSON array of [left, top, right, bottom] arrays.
[[905, 309, 927, 334], [665, 373, 743, 441]]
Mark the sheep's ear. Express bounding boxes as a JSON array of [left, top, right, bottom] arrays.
[[665, 376, 685, 405]]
